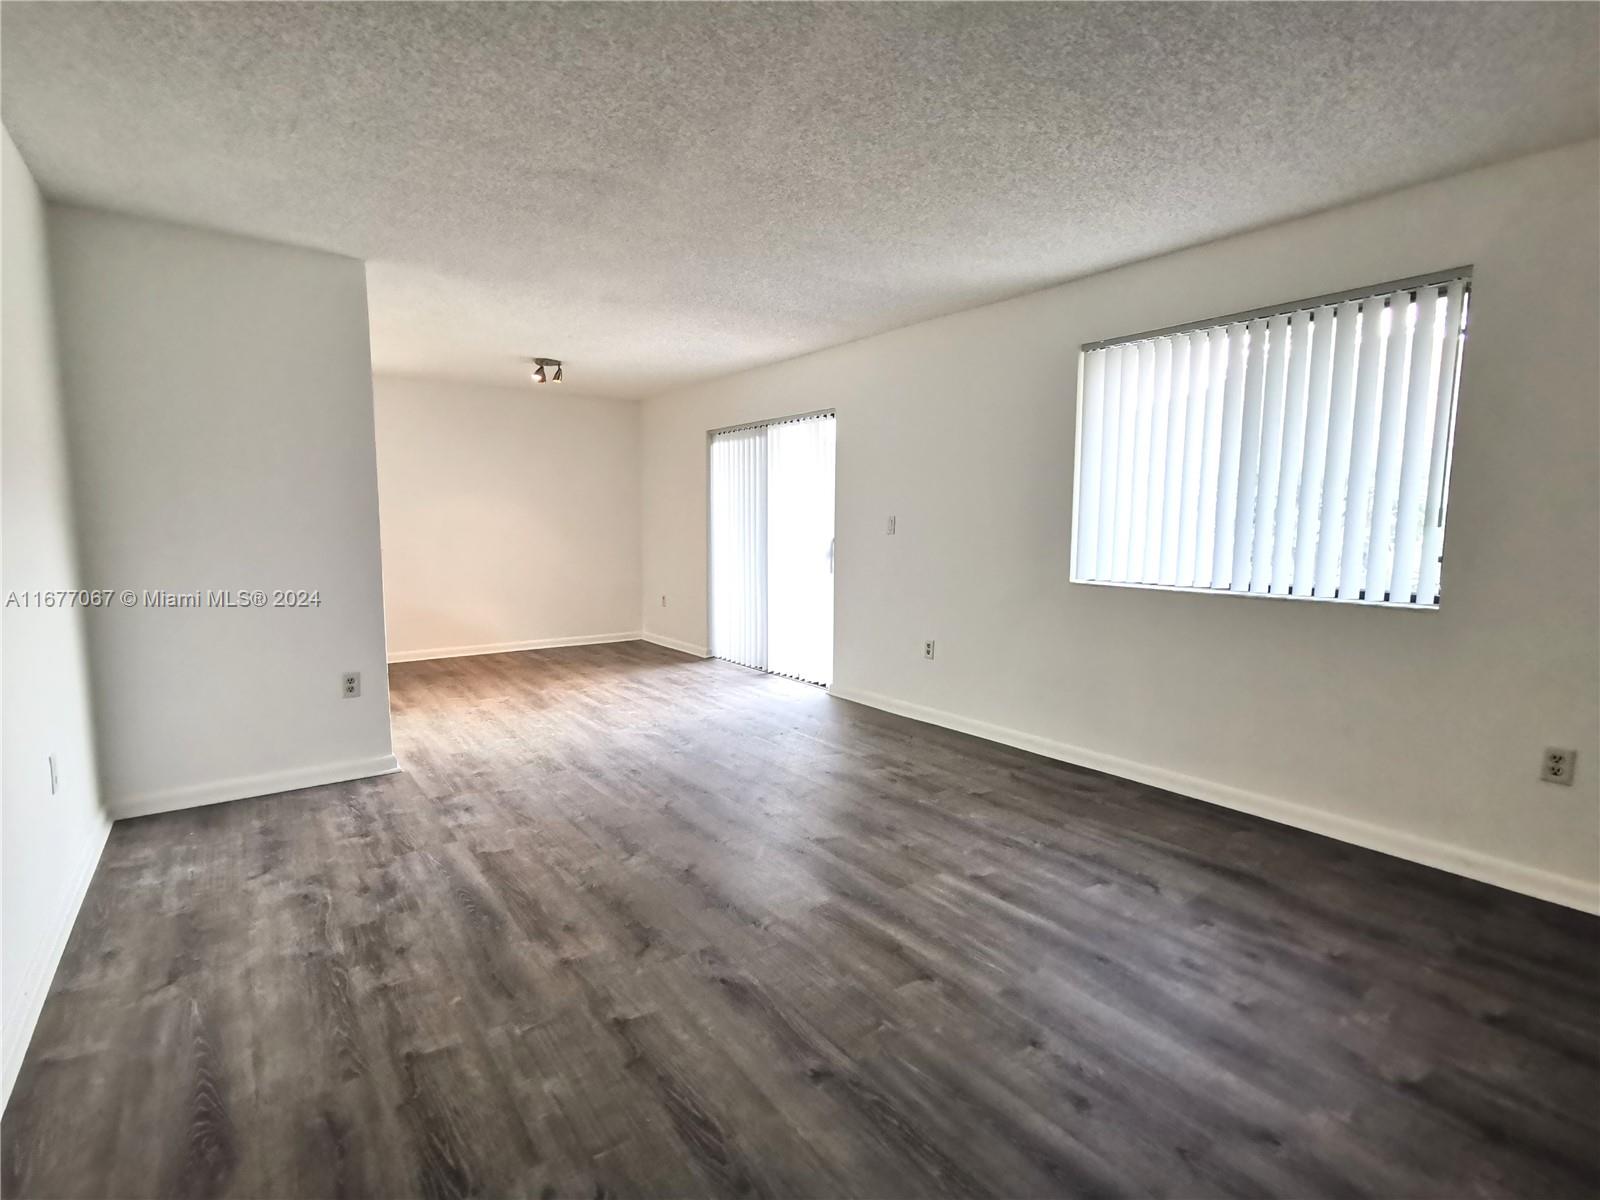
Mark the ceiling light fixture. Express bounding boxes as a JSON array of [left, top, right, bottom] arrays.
[[531, 357, 563, 384]]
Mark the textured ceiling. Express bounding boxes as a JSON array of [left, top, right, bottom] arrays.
[[3, 3, 1597, 399]]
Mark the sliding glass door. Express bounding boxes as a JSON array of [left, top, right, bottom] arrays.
[[709, 411, 835, 686], [767, 415, 836, 683]]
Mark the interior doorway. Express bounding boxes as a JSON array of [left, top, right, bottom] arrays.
[[709, 411, 836, 686]]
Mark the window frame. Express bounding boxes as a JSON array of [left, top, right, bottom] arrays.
[[1069, 267, 1473, 610]]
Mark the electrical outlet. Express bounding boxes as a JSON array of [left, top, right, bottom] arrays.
[[887, 515, 897, 535], [923, 639, 936, 660], [661, 594, 668, 607], [341, 671, 361, 699], [1540, 747, 1576, 786]]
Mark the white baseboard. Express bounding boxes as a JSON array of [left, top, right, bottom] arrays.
[[830, 685, 1599, 915], [109, 753, 401, 821], [387, 631, 642, 664], [641, 632, 710, 658], [2, 813, 111, 1107]]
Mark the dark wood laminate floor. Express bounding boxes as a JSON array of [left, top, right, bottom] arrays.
[[4, 641, 1598, 1200]]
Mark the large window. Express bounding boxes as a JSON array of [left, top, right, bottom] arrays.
[[1071, 270, 1470, 608]]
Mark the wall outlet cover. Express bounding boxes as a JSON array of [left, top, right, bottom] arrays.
[[1540, 747, 1576, 786], [342, 671, 361, 699]]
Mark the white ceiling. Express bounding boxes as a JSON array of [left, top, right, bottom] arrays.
[[3, 3, 1596, 399]]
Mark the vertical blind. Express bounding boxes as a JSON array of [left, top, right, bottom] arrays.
[[710, 411, 836, 685], [1072, 272, 1470, 607], [709, 425, 767, 670]]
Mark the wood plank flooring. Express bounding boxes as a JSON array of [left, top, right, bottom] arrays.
[[4, 640, 1597, 1199]]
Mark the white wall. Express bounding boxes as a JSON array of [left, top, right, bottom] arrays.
[[641, 140, 1600, 911], [48, 205, 396, 818], [1, 131, 111, 1104], [373, 374, 641, 660]]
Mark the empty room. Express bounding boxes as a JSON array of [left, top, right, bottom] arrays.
[[2, 3, 1597, 1198]]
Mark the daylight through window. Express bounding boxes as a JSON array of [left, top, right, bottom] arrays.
[[1071, 271, 1470, 607]]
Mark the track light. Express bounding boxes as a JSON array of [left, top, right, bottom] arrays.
[[531, 357, 563, 384]]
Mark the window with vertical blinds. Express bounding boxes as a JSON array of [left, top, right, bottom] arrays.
[[1071, 270, 1470, 607]]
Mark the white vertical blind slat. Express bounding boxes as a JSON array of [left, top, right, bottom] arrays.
[[1128, 341, 1157, 583], [1250, 312, 1293, 592], [1292, 305, 1340, 594], [1336, 294, 1392, 598], [1313, 300, 1363, 596], [747, 431, 765, 666], [1362, 291, 1416, 600], [1075, 350, 1107, 579], [1416, 282, 1467, 605], [1096, 346, 1125, 581], [1230, 317, 1271, 591], [1112, 346, 1140, 581], [755, 432, 766, 661], [1193, 326, 1231, 589], [1157, 334, 1192, 585], [1210, 323, 1250, 589], [1268, 309, 1314, 593], [1142, 338, 1174, 582], [1175, 331, 1211, 588]]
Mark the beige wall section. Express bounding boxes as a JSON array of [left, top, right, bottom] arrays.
[[0, 131, 111, 1105], [48, 205, 396, 819], [373, 374, 642, 661], [640, 139, 1600, 910]]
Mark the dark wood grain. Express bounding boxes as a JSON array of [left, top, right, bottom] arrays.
[[4, 640, 1597, 1198]]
